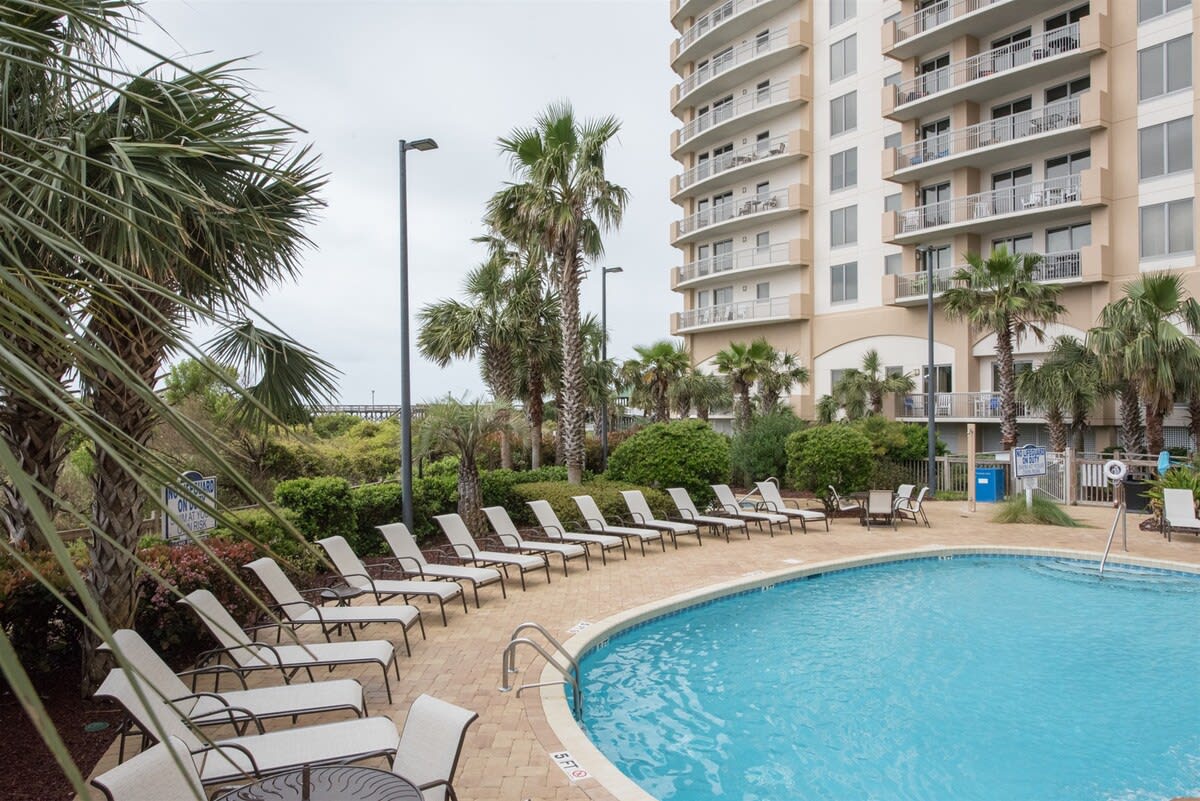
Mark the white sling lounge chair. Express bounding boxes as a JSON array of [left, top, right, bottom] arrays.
[[572, 494, 666, 556], [667, 487, 748, 542], [711, 484, 791, 535], [317, 535, 467, 626], [434, 513, 551, 590], [377, 522, 506, 606], [527, 499, 626, 564], [754, 481, 829, 532], [91, 737, 205, 801], [620, 490, 702, 548], [180, 589, 400, 703], [97, 667, 400, 787], [1162, 488, 1200, 542], [895, 486, 930, 526], [391, 694, 479, 801], [482, 506, 589, 575], [245, 557, 423, 653]]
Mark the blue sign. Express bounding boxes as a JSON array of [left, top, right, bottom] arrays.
[[1013, 444, 1048, 478], [161, 471, 217, 543]]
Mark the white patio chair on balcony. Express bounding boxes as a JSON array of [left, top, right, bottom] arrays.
[[1021, 191, 1044, 209]]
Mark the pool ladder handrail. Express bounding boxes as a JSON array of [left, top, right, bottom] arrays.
[[500, 622, 583, 721], [1098, 501, 1127, 578]]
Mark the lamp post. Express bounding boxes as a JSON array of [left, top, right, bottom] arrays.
[[398, 137, 438, 532], [600, 266, 624, 472], [916, 245, 937, 493]]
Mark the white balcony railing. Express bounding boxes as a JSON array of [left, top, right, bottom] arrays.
[[900, 392, 1036, 419], [676, 0, 769, 53], [896, 267, 956, 298], [679, 80, 793, 144], [676, 187, 789, 236], [678, 242, 790, 283], [895, 250, 1084, 299], [892, 0, 1009, 44], [893, 23, 1081, 107], [678, 296, 790, 329], [896, 174, 1082, 236], [676, 27, 791, 100], [894, 98, 1081, 171], [677, 134, 789, 191]]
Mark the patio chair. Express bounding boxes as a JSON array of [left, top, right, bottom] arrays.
[[827, 485, 863, 517], [100, 629, 367, 762], [317, 535, 467, 626], [245, 557, 423, 653], [482, 506, 590, 575], [391, 694, 479, 801], [619, 489, 702, 548], [711, 484, 792, 535], [894, 484, 915, 510], [527, 499, 627, 564], [572, 494, 666, 556], [96, 668, 400, 786], [895, 486, 930, 526], [754, 481, 829, 532], [179, 589, 400, 702], [90, 737, 205, 801], [666, 487, 748, 542], [377, 522, 506, 606], [864, 490, 896, 530], [434, 513, 551, 590], [1161, 488, 1200, 542]]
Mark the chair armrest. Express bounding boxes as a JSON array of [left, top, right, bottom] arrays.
[[174, 694, 267, 734], [190, 741, 262, 779], [178, 664, 249, 691], [388, 554, 428, 578]]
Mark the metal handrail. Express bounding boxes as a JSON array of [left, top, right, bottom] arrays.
[[896, 174, 1082, 235], [678, 134, 789, 190], [1098, 500, 1127, 578], [892, 0, 1009, 43], [676, 186, 789, 236], [678, 296, 791, 330], [678, 242, 790, 283], [678, 80, 792, 144], [676, 0, 767, 52], [500, 622, 583, 720], [676, 27, 792, 99]]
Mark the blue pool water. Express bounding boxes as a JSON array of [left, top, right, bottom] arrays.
[[578, 557, 1200, 801]]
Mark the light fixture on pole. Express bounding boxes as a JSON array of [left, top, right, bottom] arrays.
[[398, 137, 438, 532], [600, 266, 623, 472], [916, 244, 937, 493]]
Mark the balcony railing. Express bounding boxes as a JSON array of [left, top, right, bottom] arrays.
[[900, 392, 1036, 419], [677, 134, 789, 191], [892, 23, 1081, 108], [676, 187, 789, 236], [894, 250, 1084, 300], [896, 174, 1081, 236], [896, 267, 956, 298], [676, 0, 768, 53], [892, 0, 1008, 44], [678, 242, 790, 283], [676, 27, 791, 100], [679, 80, 792, 144], [894, 98, 1081, 171], [1032, 250, 1082, 282], [678, 296, 790, 329]]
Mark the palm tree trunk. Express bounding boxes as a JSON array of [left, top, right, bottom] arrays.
[[697, 400, 710, 422], [527, 356, 545, 470], [1047, 406, 1067, 452], [1120, 383, 1145, 453], [1188, 391, 1200, 454], [490, 369, 516, 470], [870, 390, 884, 415], [1145, 401, 1166, 455], [654, 380, 669, 423], [457, 454, 486, 534], [736, 382, 752, 431], [558, 261, 586, 483], [996, 322, 1018, 450]]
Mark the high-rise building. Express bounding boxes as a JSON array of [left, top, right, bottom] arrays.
[[668, 0, 1199, 452]]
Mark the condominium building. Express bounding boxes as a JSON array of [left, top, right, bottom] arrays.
[[668, 0, 1199, 452]]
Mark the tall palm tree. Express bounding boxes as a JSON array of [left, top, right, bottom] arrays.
[[1090, 273, 1200, 454], [626, 340, 690, 423], [671, 370, 730, 421], [713, 338, 774, 430], [487, 102, 629, 484], [757, 348, 810, 415], [581, 315, 619, 441], [834, 349, 915, 416], [1045, 336, 1102, 452], [1016, 362, 1069, 451], [942, 248, 1066, 449]]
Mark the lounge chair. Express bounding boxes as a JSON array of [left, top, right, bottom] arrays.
[[434, 513, 551, 589], [317, 535, 467, 626], [828, 485, 863, 517], [90, 737, 205, 801], [179, 589, 400, 702], [101, 629, 366, 762], [620, 489, 702, 548], [96, 667, 400, 786], [895, 486, 930, 526], [527, 499, 627, 564], [865, 490, 896, 530], [711, 484, 792, 535], [1161, 488, 1200, 542], [754, 481, 829, 532], [391, 694, 479, 801], [572, 494, 666, 556], [666, 487, 748, 542], [377, 522, 506, 606], [245, 556, 423, 653], [482, 505, 590, 575]]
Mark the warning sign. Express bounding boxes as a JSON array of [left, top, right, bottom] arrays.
[[161, 470, 217, 544]]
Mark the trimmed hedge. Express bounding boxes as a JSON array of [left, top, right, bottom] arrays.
[[730, 412, 808, 488], [512, 479, 672, 529], [606, 420, 729, 501], [785, 425, 874, 505], [273, 476, 361, 551], [212, 507, 321, 574]]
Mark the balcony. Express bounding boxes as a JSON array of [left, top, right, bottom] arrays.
[[896, 392, 1042, 422], [671, 185, 807, 245], [672, 0, 799, 70], [884, 93, 1109, 182], [882, 0, 1062, 61], [670, 0, 712, 27], [672, 293, 810, 334], [672, 77, 810, 157], [883, 17, 1108, 122], [672, 131, 808, 199], [673, 239, 811, 290], [671, 24, 808, 114]]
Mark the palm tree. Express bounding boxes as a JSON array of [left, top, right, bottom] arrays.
[[830, 373, 869, 420], [487, 102, 629, 483], [625, 340, 690, 422], [942, 248, 1066, 449], [714, 338, 774, 430], [1016, 362, 1069, 451], [671, 370, 730, 421], [581, 315, 619, 440], [757, 348, 810, 415], [816, 395, 840, 424], [835, 349, 915, 416], [1046, 336, 1102, 452], [1090, 273, 1200, 454]]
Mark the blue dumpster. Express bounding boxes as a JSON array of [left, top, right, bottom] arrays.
[[975, 466, 1006, 502]]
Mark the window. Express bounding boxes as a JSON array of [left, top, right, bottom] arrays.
[[921, 118, 950, 159], [992, 361, 1033, 390], [921, 365, 953, 393], [830, 34, 857, 81], [1045, 5, 1089, 30], [830, 369, 846, 387], [884, 193, 902, 213], [1139, 117, 1192, 179], [1140, 198, 1194, 257], [755, 29, 770, 52], [917, 244, 952, 272], [917, 53, 950, 95], [696, 289, 709, 308], [1139, 0, 1190, 23], [885, 253, 903, 275], [884, 132, 902, 150], [992, 233, 1034, 254], [991, 166, 1032, 214], [1139, 36, 1192, 101], [713, 286, 733, 306], [1045, 77, 1090, 104], [990, 29, 1031, 74], [756, 282, 771, 300], [1045, 149, 1090, 180], [1046, 222, 1091, 252], [831, 0, 855, 26], [755, 131, 770, 154], [831, 206, 857, 247], [830, 91, 857, 136], [713, 239, 734, 271], [831, 148, 857, 191], [755, 182, 770, 204], [755, 81, 770, 103], [919, 182, 951, 226], [884, 72, 902, 87], [755, 232, 770, 249], [831, 262, 858, 303], [991, 96, 1033, 141]]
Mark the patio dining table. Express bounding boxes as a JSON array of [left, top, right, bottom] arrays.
[[215, 766, 421, 801]]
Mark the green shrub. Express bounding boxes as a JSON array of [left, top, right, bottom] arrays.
[[423, 456, 460, 478], [785, 425, 874, 508], [512, 479, 672, 528], [212, 507, 321, 575], [0, 548, 84, 672], [310, 412, 364, 439], [730, 411, 807, 488], [273, 476, 360, 550], [992, 494, 1084, 527], [411, 473, 457, 542], [512, 466, 569, 484], [349, 483, 403, 556], [853, 416, 946, 460], [606, 420, 729, 500], [869, 459, 914, 493], [1146, 465, 1200, 519]]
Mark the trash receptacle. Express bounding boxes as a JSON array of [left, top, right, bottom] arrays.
[[975, 466, 1006, 503]]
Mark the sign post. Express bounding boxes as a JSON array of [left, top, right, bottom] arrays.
[[161, 470, 217, 544], [1012, 444, 1047, 511]]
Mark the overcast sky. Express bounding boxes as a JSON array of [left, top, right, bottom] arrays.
[[137, 0, 680, 404]]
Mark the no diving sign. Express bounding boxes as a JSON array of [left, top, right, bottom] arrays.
[[550, 751, 590, 782]]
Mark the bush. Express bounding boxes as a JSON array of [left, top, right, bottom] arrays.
[[853, 416, 946, 461], [273, 476, 360, 550], [212, 507, 321, 575], [512, 479, 672, 528], [730, 412, 807, 488], [606, 420, 729, 500], [310, 412, 364, 439], [785, 425, 875, 508], [992, 494, 1083, 527], [0, 548, 84, 672], [349, 483, 404, 556], [411, 473, 457, 542], [1146, 465, 1200, 519]]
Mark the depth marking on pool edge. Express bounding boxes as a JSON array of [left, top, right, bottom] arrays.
[[567, 620, 592, 634], [550, 751, 591, 781]]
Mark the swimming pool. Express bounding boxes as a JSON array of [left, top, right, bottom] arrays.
[[578, 556, 1200, 801]]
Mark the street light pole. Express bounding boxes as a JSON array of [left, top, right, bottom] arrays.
[[600, 266, 623, 472], [398, 138, 438, 532], [917, 245, 937, 493]]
